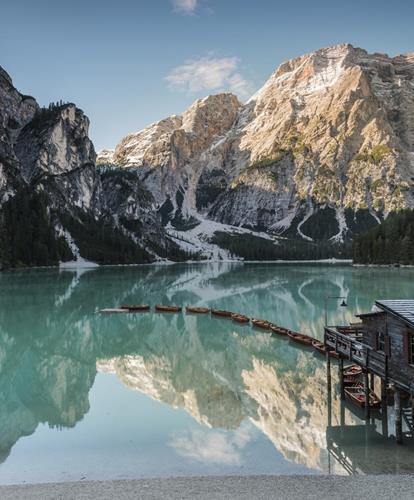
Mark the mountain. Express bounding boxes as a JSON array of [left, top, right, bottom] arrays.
[[0, 68, 186, 268], [98, 44, 414, 257], [2, 43, 414, 267]]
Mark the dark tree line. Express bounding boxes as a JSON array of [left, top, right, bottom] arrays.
[[212, 231, 351, 261], [353, 210, 414, 265], [0, 190, 72, 268], [60, 212, 152, 265]]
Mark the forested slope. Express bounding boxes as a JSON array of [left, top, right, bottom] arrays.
[[353, 210, 414, 265]]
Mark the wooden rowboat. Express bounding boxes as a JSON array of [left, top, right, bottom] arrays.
[[312, 340, 339, 358], [251, 319, 271, 330], [270, 324, 288, 336], [287, 331, 313, 346], [231, 313, 250, 324], [186, 306, 210, 314], [343, 365, 362, 386], [343, 365, 362, 377], [155, 304, 182, 313], [344, 385, 381, 409], [120, 304, 150, 311], [211, 309, 233, 318], [100, 308, 129, 314]]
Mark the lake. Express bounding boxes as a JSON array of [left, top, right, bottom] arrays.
[[0, 263, 414, 484]]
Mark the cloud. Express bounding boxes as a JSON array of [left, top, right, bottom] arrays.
[[165, 56, 252, 99], [168, 425, 254, 466], [171, 0, 198, 15]]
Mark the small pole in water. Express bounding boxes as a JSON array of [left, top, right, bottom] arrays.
[[340, 398, 345, 428], [339, 357, 345, 400], [395, 389, 403, 444], [364, 370, 370, 420], [326, 350, 331, 393], [381, 378, 388, 438], [326, 350, 332, 429]]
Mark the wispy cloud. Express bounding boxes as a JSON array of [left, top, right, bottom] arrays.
[[165, 56, 252, 100], [168, 425, 254, 466], [171, 0, 198, 15]]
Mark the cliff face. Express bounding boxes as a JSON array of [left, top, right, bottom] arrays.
[[0, 66, 38, 202], [14, 104, 97, 212], [99, 94, 242, 224], [0, 69, 180, 267], [99, 44, 414, 245]]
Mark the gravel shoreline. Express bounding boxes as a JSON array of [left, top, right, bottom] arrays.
[[1, 475, 414, 499]]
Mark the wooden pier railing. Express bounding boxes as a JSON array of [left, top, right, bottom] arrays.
[[324, 327, 414, 394], [324, 327, 387, 378]]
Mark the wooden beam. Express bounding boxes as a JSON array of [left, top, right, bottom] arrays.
[[381, 378, 388, 438], [364, 370, 370, 420], [395, 389, 403, 444], [339, 357, 345, 400], [326, 350, 332, 393]]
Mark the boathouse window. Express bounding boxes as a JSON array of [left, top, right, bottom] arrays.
[[377, 331, 385, 352], [410, 334, 414, 365]]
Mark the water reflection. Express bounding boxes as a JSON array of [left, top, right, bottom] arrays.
[[0, 263, 414, 477]]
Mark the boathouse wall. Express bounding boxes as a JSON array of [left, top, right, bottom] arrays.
[[361, 313, 414, 387]]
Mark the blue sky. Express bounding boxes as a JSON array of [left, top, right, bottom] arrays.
[[1, 0, 413, 150]]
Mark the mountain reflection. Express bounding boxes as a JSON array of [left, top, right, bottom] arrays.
[[1, 263, 414, 473]]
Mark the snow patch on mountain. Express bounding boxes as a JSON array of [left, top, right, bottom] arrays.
[[56, 224, 99, 269], [166, 218, 279, 261]]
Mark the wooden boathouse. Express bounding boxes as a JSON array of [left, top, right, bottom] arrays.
[[324, 299, 414, 444]]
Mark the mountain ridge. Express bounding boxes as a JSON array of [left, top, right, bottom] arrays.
[[97, 43, 414, 252], [2, 43, 414, 267]]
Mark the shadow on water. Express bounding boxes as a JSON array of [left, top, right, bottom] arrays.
[[0, 263, 414, 475]]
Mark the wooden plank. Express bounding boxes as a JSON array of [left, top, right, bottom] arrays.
[[395, 390, 403, 444], [364, 370, 370, 419]]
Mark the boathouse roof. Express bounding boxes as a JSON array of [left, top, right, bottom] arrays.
[[375, 300, 414, 327]]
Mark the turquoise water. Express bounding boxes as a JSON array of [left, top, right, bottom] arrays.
[[0, 263, 414, 484]]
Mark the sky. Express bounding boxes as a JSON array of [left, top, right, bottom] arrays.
[[1, 0, 414, 151]]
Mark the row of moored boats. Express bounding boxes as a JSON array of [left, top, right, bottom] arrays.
[[100, 304, 380, 409], [342, 365, 381, 409], [100, 304, 338, 358]]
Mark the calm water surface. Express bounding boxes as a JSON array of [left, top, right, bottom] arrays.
[[0, 263, 414, 484]]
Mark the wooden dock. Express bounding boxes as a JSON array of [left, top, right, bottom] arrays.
[[324, 326, 414, 444]]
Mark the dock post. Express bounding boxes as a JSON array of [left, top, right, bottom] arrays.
[[326, 351, 331, 393], [339, 357, 345, 400], [364, 370, 370, 420], [381, 378, 388, 437], [340, 398, 345, 427], [395, 389, 403, 444], [326, 350, 332, 428], [370, 373, 375, 391]]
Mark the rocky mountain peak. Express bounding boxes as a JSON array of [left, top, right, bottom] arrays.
[[181, 93, 241, 136], [96, 44, 414, 250], [107, 92, 241, 170], [15, 103, 96, 184]]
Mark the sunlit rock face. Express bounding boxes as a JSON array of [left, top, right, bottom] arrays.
[[108, 94, 241, 221], [0, 67, 38, 202], [100, 44, 414, 242], [14, 104, 97, 212]]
